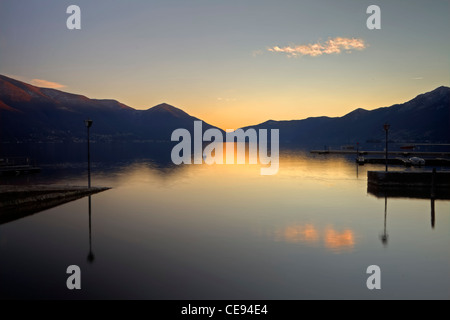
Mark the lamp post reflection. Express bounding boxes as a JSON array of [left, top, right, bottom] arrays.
[[431, 168, 436, 229], [87, 195, 95, 263], [84, 119, 93, 188], [379, 196, 389, 247], [431, 198, 435, 229]]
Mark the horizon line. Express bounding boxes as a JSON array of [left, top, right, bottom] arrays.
[[1, 73, 448, 131]]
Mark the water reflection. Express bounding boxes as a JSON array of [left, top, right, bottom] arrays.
[[324, 227, 355, 252], [275, 224, 319, 244], [87, 195, 95, 263], [380, 196, 389, 247], [0, 142, 186, 186], [431, 198, 435, 229], [274, 224, 356, 253], [369, 189, 443, 235], [1, 144, 449, 299]]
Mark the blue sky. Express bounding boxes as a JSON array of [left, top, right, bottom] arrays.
[[1, 0, 449, 129]]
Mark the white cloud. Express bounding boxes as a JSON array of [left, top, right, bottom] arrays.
[[268, 37, 367, 58], [31, 79, 66, 89]]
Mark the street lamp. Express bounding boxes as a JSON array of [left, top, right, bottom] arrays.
[[383, 123, 390, 172], [85, 119, 93, 188]]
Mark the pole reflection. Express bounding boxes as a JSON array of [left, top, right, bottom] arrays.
[[87, 195, 95, 263], [379, 196, 389, 247], [368, 185, 445, 247], [431, 198, 435, 229]]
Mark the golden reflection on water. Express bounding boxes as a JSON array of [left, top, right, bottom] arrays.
[[275, 224, 356, 253], [109, 148, 362, 255], [324, 227, 355, 252], [276, 224, 320, 244], [110, 147, 362, 186]]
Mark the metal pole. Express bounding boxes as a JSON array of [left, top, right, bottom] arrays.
[[385, 128, 388, 172], [87, 126, 91, 188]]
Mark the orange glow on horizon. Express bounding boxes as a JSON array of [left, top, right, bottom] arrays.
[[66, 77, 445, 131]]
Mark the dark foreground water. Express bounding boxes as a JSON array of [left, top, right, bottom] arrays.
[[0, 143, 449, 299]]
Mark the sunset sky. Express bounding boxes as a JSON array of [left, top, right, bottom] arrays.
[[1, 0, 449, 129]]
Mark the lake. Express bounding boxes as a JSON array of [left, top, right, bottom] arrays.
[[0, 143, 449, 299]]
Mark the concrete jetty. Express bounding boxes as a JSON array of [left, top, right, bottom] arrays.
[[0, 185, 110, 225], [367, 171, 450, 199], [311, 149, 450, 166], [311, 150, 450, 157]]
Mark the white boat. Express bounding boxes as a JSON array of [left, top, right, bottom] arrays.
[[356, 156, 365, 165], [408, 157, 425, 166]]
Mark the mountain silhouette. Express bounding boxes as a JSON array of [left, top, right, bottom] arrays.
[[1, 74, 449, 146], [0, 75, 219, 143], [242, 86, 450, 146]]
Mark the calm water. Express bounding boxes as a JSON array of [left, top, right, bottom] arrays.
[[0, 144, 449, 299]]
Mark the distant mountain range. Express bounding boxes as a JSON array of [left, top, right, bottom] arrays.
[[243, 86, 450, 146], [1, 74, 449, 146], [0, 74, 219, 143]]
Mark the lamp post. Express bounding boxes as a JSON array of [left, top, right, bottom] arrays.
[[356, 141, 359, 158], [85, 119, 93, 188], [383, 123, 390, 172]]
